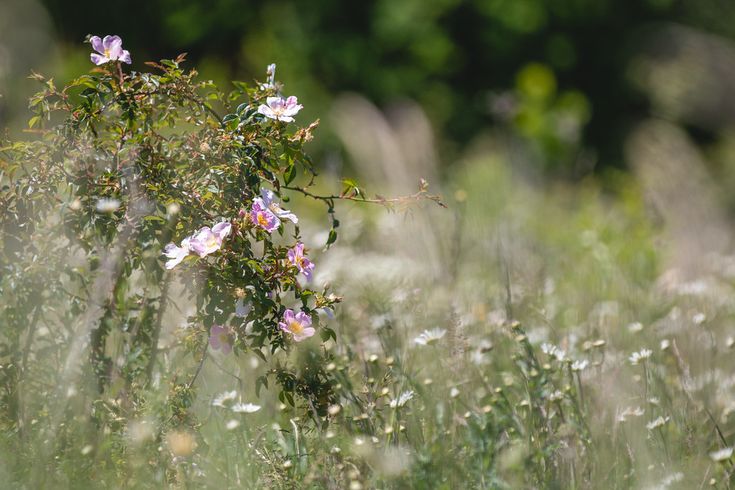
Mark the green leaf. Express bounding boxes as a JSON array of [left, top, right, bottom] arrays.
[[255, 375, 268, 397], [284, 164, 296, 185]]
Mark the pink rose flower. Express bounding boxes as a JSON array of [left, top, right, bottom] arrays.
[[258, 96, 302, 122], [287, 242, 314, 280], [278, 309, 315, 342], [90, 35, 131, 65], [210, 324, 234, 354]]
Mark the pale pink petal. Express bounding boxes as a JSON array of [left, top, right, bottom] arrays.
[[90, 53, 109, 65], [212, 221, 231, 240], [90, 36, 104, 53], [257, 105, 276, 119], [102, 35, 122, 51], [120, 49, 132, 64], [294, 327, 316, 342]]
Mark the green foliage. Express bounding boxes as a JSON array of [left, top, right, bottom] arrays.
[[30, 0, 735, 175], [0, 54, 346, 484]]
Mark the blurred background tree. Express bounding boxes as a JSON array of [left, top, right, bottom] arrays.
[[3, 0, 735, 177]]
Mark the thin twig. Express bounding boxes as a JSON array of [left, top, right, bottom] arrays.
[[283, 184, 446, 209], [187, 344, 209, 390]]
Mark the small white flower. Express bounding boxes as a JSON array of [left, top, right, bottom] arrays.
[[226, 419, 240, 430], [692, 312, 706, 325], [616, 406, 644, 422], [231, 402, 261, 413], [95, 198, 120, 213], [548, 390, 564, 401], [571, 360, 589, 372], [646, 416, 670, 430], [212, 390, 237, 408], [629, 349, 653, 365], [413, 328, 447, 346], [627, 322, 644, 333], [541, 343, 566, 361], [389, 390, 414, 408], [710, 447, 734, 462]]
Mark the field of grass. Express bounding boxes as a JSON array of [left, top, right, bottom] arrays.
[[4, 127, 735, 490]]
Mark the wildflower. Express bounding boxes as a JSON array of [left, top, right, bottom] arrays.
[[710, 447, 734, 462], [288, 242, 315, 280], [646, 416, 670, 430], [90, 35, 131, 65], [541, 342, 566, 361], [209, 324, 234, 354], [616, 406, 644, 422], [235, 298, 252, 318], [260, 189, 298, 224], [413, 328, 447, 346], [279, 309, 315, 342], [231, 402, 261, 413], [258, 96, 303, 122], [389, 390, 414, 408], [629, 348, 653, 365], [212, 390, 238, 408], [95, 197, 120, 213], [627, 322, 643, 333], [188, 221, 231, 257], [163, 238, 191, 270], [250, 199, 280, 232], [548, 390, 564, 401], [571, 360, 589, 372]]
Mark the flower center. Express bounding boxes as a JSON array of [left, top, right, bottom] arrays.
[[104, 48, 111, 58], [288, 320, 303, 334], [218, 332, 230, 344], [206, 235, 218, 248], [257, 213, 269, 227]]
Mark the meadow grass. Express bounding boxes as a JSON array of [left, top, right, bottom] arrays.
[[3, 153, 734, 489]]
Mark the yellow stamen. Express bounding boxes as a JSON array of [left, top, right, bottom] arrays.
[[289, 320, 303, 334], [257, 213, 269, 227]]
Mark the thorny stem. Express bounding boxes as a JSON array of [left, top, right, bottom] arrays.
[[283, 184, 446, 209]]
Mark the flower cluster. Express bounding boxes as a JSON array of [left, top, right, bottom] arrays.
[[90, 45, 324, 353]]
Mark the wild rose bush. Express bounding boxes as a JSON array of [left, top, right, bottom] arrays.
[[0, 35, 387, 448]]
